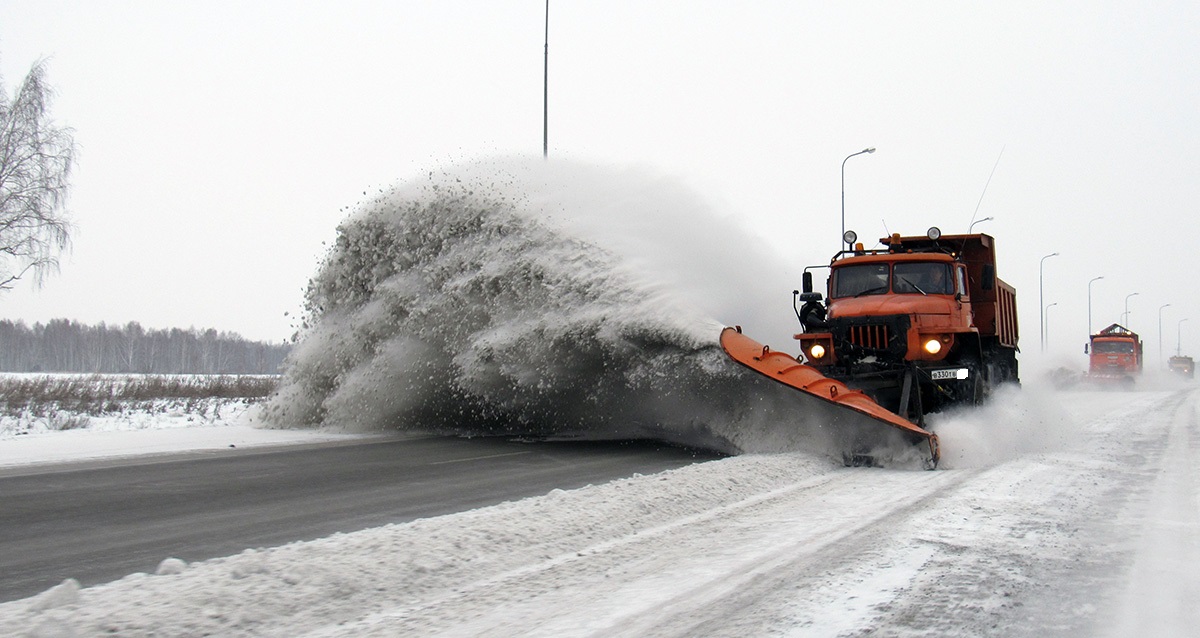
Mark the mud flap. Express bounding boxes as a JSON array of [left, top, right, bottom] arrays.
[[897, 368, 925, 426]]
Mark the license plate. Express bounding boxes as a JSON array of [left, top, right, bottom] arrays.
[[931, 368, 967, 380]]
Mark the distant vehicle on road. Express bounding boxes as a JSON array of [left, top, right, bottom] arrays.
[[1168, 355, 1194, 379], [1085, 323, 1142, 383]]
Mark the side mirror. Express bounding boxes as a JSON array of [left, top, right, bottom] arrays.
[[1084, 343, 1089, 354], [802, 271, 814, 294], [981, 264, 996, 291]]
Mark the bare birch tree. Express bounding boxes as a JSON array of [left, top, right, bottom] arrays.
[[0, 58, 75, 290]]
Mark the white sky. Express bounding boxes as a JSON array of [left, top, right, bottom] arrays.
[[1, 1, 1198, 368]]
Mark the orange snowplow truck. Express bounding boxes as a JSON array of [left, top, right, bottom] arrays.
[[1086, 324, 1142, 381], [794, 228, 1020, 425]]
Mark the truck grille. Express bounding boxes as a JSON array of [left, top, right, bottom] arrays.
[[848, 324, 890, 350]]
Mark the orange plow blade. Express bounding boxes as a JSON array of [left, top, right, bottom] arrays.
[[720, 326, 940, 467]]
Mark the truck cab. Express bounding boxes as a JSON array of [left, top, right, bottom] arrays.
[[819, 252, 971, 361]]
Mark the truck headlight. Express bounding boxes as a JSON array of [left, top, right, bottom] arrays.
[[923, 338, 942, 355], [809, 344, 827, 360]]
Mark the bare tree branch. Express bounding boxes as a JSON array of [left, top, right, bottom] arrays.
[[0, 57, 76, 290]]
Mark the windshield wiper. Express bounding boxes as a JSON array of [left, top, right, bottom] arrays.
[[898, 277, 927, 295], [854, 285, 888, 298]]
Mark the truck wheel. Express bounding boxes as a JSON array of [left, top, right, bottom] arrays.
[[957, 352, 985, 405], [969, 364, 985, 404]]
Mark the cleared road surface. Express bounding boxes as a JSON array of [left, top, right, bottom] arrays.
[[0, 434, 720, 602]]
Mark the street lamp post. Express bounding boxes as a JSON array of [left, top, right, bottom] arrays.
[[969, 216, 994, 233], [1178, 318, 1190, 357], [1123, 292, 1139, 327], [1159, 303, 1172, 368], [543, 0, 549, 157], [1045, 302, 1058, 351], [1088, 276, 1104, 335], [841, 147, 875, 248], [1039, 252, 1059, 353]]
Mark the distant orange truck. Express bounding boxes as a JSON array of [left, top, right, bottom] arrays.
[[1085, 323, 1142, 382]]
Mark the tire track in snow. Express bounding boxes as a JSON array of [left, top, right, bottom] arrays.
[[598, 470, 973, 638], [855, 389, 1194, 638], [1102, 389, 1200, 637], [587, 392, 1189, 637], [328, 466, 978, 637], [539, 390, 1200, 638]]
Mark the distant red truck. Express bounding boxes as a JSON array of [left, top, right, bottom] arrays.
[[1086, 323, 1142, 382], [1169, 355, 1194, 379]]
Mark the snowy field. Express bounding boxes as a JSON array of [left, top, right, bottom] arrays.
[[1, 383, 1197, 637], [0, 402, 366, 468]]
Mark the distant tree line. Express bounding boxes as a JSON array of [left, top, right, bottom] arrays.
[[0, 319, 290, 374]]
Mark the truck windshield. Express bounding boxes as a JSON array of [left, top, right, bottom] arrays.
[[832, 263, 890, 298], [1093, 341, 1135, 354], [893, 262, 954, 295]]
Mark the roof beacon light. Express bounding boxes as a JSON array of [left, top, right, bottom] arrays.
[[927, 226, 942, 241]]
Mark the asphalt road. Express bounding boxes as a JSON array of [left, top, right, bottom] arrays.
[[0, 435, 721, 602]]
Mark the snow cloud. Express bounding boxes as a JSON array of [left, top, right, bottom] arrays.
[[261, 158, 854, 458]]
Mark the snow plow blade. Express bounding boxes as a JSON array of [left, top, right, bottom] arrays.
[[720, 326, 940, 467]]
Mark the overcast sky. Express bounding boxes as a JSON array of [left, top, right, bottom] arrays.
[[1, 1, 1198, 368]]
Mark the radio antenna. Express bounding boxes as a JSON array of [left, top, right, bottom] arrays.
[[968, 146, 1005, 230]]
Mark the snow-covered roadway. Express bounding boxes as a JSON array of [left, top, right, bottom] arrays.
[[2, 386, 1196, 637]]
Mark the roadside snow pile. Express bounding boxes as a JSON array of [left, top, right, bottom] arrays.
[[262, 159, 845, 456]]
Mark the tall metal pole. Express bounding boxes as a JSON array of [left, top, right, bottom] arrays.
[[1178, 318, 1189, 357], [1039, 252, 1059, 353], [841, 147, 875, 248], [543, 0, 549, 157], [1045, 302, 1058, 351], [1159, 303, 1172, 368], [1123, 292, 1139, 327], [1088, 276, 1103, 335]]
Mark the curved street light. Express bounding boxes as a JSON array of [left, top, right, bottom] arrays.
[[1088, 276, 1104, 336], [1039, 252, 1059, 353], [1123, 292, 1139, 326], [841, 147, 875, 248], [969, 216, 994, 233]]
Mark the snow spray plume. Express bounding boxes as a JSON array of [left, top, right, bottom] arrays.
[[262, 158, 862, 460], [927, 383, 1078, 468]]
